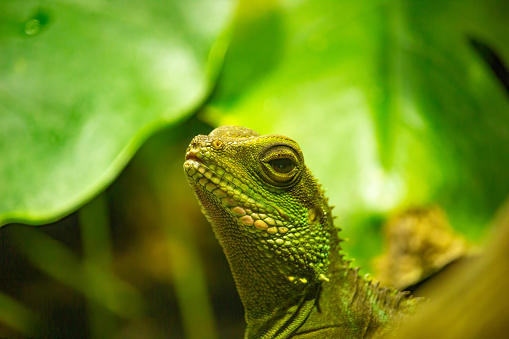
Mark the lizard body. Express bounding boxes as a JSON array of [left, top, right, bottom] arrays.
[[184, 126, 420, 339]]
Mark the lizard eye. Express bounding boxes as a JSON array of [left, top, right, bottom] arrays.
[[260, 145, 301, 186], [269, 158, 295, 173]]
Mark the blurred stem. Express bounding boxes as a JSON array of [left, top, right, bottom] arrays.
[[147, 132, 219, 339], [163, 218, 219, 339], [0, 292, 38, 336], [373, 0, 405, 170], [78, 193, 115, 339], [469, 37, 509, 95], [13, 227, 142, 318]]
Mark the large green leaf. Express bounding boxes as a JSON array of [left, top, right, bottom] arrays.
[[207, 0, 509, 269], [0, 0, 235, 226]]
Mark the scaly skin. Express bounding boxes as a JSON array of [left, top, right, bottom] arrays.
[[184, 126, 421, 339]]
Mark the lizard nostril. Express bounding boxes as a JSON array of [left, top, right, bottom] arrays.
[[212, 140, 224, 150]]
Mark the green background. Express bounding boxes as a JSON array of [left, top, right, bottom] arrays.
[[1, 0, 508, 337]]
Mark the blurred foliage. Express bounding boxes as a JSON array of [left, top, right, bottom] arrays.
[[1, 0, 509, 337], [1, 119, 245, 338], [207, 0, 509, 266], [392, 200, 509, 339], [0, 0, 234, 225]]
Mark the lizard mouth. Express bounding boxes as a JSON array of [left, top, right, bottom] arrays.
[[185, 149, 201, 162]]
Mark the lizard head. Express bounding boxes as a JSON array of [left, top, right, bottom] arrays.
[[184, 126, 333, 311]]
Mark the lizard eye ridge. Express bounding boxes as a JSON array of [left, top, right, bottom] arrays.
[[260, 145, 301, 186]]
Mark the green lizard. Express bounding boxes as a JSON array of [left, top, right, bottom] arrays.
[[184, 126, 421, 339]]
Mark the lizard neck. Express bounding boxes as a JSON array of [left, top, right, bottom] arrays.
[[196, 183, 419, 339], [230, 245, 322, 339], [293, 230, 421, 338], [192, 183, 333, 338], [204, 200, 324, 338], [225, 240, 316, 321]]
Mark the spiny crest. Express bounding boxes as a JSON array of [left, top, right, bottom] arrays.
[[348, 267, 416, 311]]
